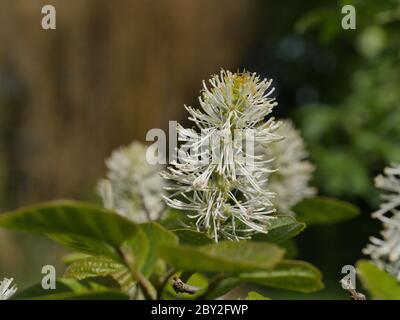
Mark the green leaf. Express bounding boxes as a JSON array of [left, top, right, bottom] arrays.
[[64, 256, 126, 280], [63, 256, 134, 291], [13, 280, 76, 300], [59, 223, 176, 283], [252, 216, 306, 243], [279, 240, 299, 259], [37, 291, 129, 300], [49, 233, 121, 262], [292, 197, 360, 225], [357, 260, 400, 300], [120, 226, 149, 272], [13, 278, 129, 300], [160, 208, 190, 229], [159, 241, 284, 273], [62, 252, 91, 266], [245, 291, 271, 300], [239, 260, 324, 293], [140, 223, 179, 276], [204, 278, 242, 300], [0, 201, 139, 247], [173, 229, 213, 246]]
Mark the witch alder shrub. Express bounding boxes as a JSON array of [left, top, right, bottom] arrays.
[[0, 70, 359, 300], [357, 164, 400, 299]]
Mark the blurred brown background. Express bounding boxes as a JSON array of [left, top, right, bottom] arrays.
[[0, 0, 254, 209]]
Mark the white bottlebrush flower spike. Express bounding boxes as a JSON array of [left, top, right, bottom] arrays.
[[262, 119, 316, 215], [98, 141, 165, 223], [0, 278, 17, 300], [363, 164, 400, 280], [162, 70, 282, 241]]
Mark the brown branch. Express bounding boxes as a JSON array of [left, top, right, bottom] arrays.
[[340, 279, 366, 300], [172, 277, 200, 295], [118, 247, 156, 300]]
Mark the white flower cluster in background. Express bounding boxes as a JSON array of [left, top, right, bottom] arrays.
[[0, 278, 17, 300], [262, 119, 316, 215], [363, 164, 400, 280], [162, 70, 282, 241], [98, 141, 165, 223]]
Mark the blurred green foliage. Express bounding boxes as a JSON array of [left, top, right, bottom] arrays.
[[296, 0, 400, 203]]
